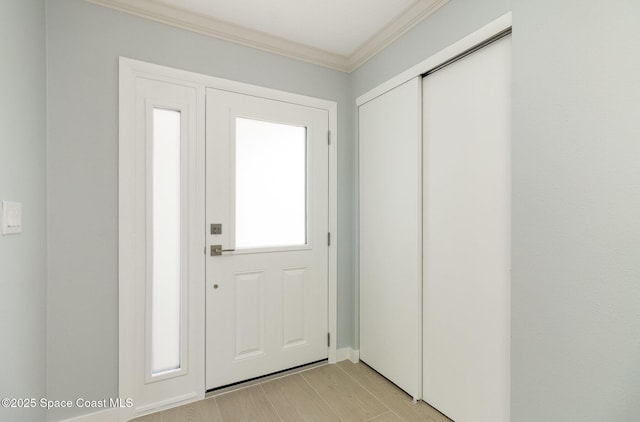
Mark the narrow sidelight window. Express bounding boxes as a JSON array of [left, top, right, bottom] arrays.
[[151, 108, 182, 375]]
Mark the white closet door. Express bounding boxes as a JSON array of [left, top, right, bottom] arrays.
[[423, 36, 511, 422], [359, 77, 422, 400]]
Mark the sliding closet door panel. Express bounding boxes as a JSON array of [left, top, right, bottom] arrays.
[[359, 77, 422, 400], [423, 36, 511, 422]]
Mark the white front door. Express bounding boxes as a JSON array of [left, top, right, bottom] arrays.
[[205, 88, 329, 390]]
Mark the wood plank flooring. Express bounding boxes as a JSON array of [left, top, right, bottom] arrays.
[[131, 361, 452, 422]]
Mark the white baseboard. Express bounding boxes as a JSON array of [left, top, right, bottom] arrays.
[[60, 408, 119, 422], [335, 347, 360, 363]]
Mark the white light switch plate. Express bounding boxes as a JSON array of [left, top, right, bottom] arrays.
[[2, 201, 23, 235]]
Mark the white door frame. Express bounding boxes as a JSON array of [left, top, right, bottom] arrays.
[[119, 57, 338, 419]]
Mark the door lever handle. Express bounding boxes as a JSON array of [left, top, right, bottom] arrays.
[[210, 245, 235, 256]]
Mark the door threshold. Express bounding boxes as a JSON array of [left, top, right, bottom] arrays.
[[206, 359, 328, 397]]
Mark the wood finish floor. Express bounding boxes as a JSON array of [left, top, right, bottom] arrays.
[[132, 361, 452, 422]]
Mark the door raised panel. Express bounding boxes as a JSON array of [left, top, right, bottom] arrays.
[[282, 267, 308, 349], [234, 271, 266, 360]]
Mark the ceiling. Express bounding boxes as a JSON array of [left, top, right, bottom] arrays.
[[84, 0, 449, 72]]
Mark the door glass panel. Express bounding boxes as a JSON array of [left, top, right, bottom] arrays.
[[151, 108, 182, 375], [235, 117, 307, 249]]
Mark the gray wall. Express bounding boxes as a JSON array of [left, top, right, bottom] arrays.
[[511, 1, 640, 420], [355, 0, 640, 420], [0, 1, 47, 422], [16, 0, 638, 420], [45, 0, 352, 420]]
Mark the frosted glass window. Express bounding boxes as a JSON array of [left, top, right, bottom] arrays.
[[235, 117, 307, 249], [151, 108, 182, 375]]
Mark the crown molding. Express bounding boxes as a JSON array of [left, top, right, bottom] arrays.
[[348, 0, 449, 70], [83, 0, 449, 73]]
